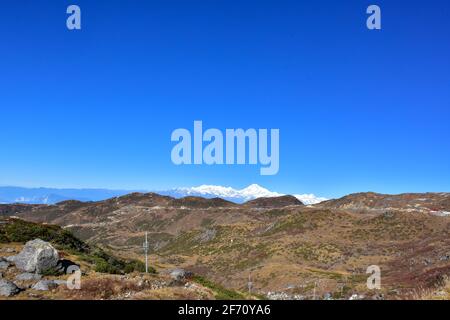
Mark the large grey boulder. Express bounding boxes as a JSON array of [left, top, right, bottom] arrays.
[[9, 239, 59, 274], [0, 279, 20, 297]]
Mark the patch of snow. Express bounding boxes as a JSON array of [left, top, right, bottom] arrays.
[[294, 194, 328, 205], [433, 211, 450, 217]]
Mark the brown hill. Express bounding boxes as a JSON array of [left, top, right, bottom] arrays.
[[169, 196, 237, 208], [0, 203, 44, 217], [316, 192, 450, 214], [0, 218, 249, 300], [243, 195, 304, 208]]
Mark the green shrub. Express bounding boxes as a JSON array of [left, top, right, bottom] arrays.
[[123, 260, 154, 274], [41, 267, 64, 276], [94, 260, 121, 274], [192, 275, 245, 300], [83, 248, 154, 275], [0, 219, 89, 253]]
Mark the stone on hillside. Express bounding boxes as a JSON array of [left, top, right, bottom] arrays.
[[349, 294, 365, 300], [15, 273, 42, 281], [0, 279, 20, 297], [53, 280, 68, 286], [10, 239, 59, 274], [170, 269, 193, 282], [0, 258, 10, 270], [372, 293, 384, 300], [323, 292, 333, 300], [31, 280, 59, 291], [440, 254, 450, 261]]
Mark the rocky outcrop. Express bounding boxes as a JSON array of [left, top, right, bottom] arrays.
[[8, 239, 59, 273], [0, 279, 20, 297]]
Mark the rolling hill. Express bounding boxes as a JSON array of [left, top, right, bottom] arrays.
[[1, 191, 449, 299]]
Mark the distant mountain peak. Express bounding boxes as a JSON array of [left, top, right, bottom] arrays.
[[165, 184, 327, 205]]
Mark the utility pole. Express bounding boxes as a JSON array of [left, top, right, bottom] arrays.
[[143, 232, 149, 273]]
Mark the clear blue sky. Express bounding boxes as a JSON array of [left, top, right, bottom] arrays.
[[1, 0, 449, 198]]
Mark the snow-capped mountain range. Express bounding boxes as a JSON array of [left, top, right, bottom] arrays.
[[161, 184, 327, 205], [0, 185, 327, 205]]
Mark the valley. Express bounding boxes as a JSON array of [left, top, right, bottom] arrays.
[[2, 191, 450, 300]]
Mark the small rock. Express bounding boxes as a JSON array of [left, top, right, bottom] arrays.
[[285, 284, 296, 290], [372, 293, 384, 300], [15, 273, 42, 281], [434, 290, 446, 297], [32, 280, 58, 291], [423, 258, 432, 266], [0, 260, 10, 271], [170, 269, 193, 282], [53, 280, 68, 286], [184, 282, 198, 289], [0, 279, 21, 297], [323, 292, 333, 300], [137, 279, 150, 288], [440, 255, 450, 261], [196, 229, 217, 243]]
